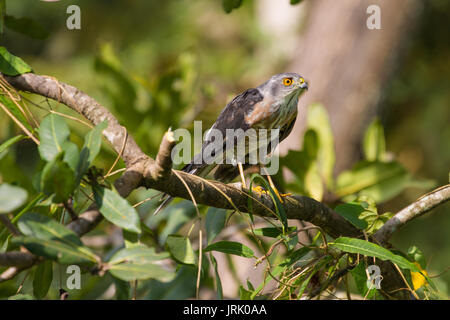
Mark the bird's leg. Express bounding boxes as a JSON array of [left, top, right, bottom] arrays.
[[266, 174, 284, 203], [237, 162, 247, 189], [261, 168, 292, 203]]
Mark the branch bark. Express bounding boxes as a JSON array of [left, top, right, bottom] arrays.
[[374, 184, 450, 244]]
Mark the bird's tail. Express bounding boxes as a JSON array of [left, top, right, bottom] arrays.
[[153, 194, 174, 215]]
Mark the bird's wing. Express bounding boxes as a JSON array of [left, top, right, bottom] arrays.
[[154, 88, 263, 215], [183, 88, 264, 174]]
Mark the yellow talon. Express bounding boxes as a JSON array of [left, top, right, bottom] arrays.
[[251, 185, 291, 203], [252, 186, 267, 194]]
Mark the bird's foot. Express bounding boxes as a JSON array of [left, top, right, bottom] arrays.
[[251, 186, 291, 203]]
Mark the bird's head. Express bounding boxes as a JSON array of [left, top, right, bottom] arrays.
[[259, 72, 308, 102]]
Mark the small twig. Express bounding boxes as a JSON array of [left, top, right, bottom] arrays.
[[63, 200, 78, 221], [374, 185, 450, 243]]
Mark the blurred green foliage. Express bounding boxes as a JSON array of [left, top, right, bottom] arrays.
[[0, 0, 448, 300]]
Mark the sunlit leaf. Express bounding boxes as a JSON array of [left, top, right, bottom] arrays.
[[8, 294, 34, 300], [0, 46, 32, 75], [306, 103, 335, 188], [13, 236, 98, 265], [109, 262, 174, 282], [109, 244, 170, 265], [38, 114, 70, 162], [165, 235, 196, 265], [93, 184, 141, 234], [0, 135, 26, 154], [17, 212, 83, 246], [363, 118, 386, 161], [204, 240, 254, 258], [335, 161, 411, 203], [0, 183, 28, 213], [0, 95, 32, 131], [334, 202, 368, 230], [331, 237, 420, 272], [33, 260, 53, 299]]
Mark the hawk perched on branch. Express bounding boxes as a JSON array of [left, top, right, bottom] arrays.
[[155, 72, 308, 214]]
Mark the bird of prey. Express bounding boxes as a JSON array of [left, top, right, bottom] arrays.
[[155, 72, 308, 214]]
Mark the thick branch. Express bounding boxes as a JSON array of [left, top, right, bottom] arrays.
[[374, 184, 450, 244]]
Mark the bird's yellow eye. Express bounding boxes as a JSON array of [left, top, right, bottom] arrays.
[[299, 77, 305, 84], [282, 78, 293, 86]]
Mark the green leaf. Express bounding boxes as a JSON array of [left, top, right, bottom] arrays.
[[38, 114, 70, 162], [335, 161, 410, 203], [334, 202, 369, 230], [93, 184, 141, 234], [109, 244, 170, 265], [76, 121, 107, 183], [210, 253, 223, 299], [0, 46, 32, 75], [109, 263, 174, 282], [17, 212, 83, 246], [0, 95, 33, 131], [62, 141, 80, 172], [359, 210, 393, 234], [33, 260, 53, 299], [0, 135, 26, 154], [407, 246, 427, 270], [280, 246, 312, 267], [222, 0, 243, 13], [4, 15, 49, 39], [205, 207, 227, 244], [363, 118, 386, 161], [290, 0, 303, 4], [239, 285, 252, 299], [304, 163, 323, 201], [330, 237, 420, 272], [306, 103, 335, 188], [248, 173, 287, 231], [12, 236, 98, 265], [204, 240, 254, 258], [165, 235, 196, 265], [0, 183, 28, 213], [112, 277, 130, 300], [39, 157, 75, 203]]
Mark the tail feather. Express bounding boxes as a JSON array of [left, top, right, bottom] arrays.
[[153, 194, 174, 215], [153, 165, 204, 215]]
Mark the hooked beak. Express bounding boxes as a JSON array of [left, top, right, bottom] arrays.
[[299, 80, 308, 90]]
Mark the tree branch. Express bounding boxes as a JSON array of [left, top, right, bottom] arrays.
[[374, 184, 450, 244], [1, 72, 446, 300]]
